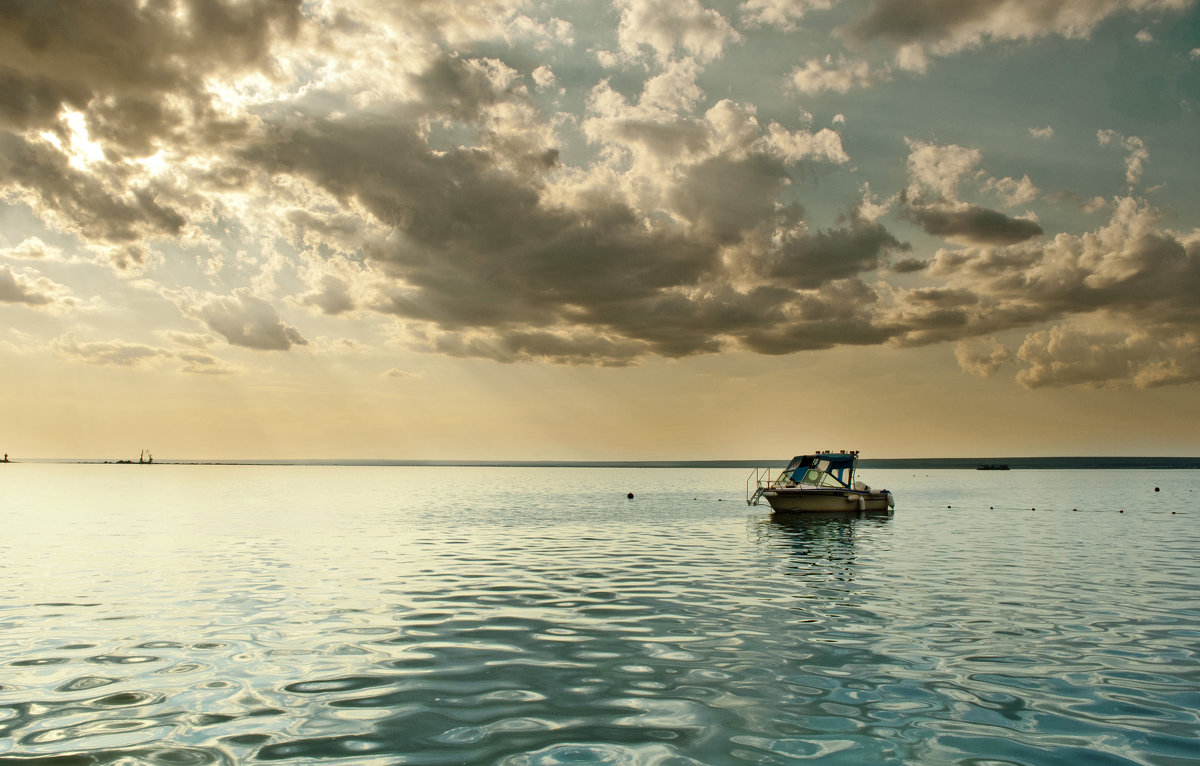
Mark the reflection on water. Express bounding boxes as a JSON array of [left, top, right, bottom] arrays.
[[755, 511, 894, 578], [1, 466, 1198, 765]]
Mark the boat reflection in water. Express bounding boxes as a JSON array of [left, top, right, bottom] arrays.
[[752, 510, 894, 581]]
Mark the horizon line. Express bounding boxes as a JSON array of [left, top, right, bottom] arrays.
[[7, 456, 1200, 469]]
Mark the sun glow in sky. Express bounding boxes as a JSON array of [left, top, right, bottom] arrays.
[[1, 0, 1199, 460]]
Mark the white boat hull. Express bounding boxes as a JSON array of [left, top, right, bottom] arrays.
[[763, 488, 893, 513]]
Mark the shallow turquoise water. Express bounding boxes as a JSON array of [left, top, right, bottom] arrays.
[[1, 465, 1198, 765]]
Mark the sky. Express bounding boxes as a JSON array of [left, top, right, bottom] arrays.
[[1, 0, 1199, 461]]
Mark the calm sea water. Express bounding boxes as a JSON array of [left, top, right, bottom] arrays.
[[1, 464, 1198, 765]]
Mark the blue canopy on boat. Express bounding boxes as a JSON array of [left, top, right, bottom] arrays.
[[781, 452, 857, 486], [785, 452, 855, 471]]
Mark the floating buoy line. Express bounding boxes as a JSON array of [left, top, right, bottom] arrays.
[[932, 504, 1184, 515]]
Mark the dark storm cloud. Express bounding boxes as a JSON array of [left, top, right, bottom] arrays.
[[847, 0, 994, 45], [844, 0, 1193, 50], [897, 200, 1200, 382], [669, 154, 792, 244], [245, 114, 723, 328], [0, 131, 186, 243], [427, 329, 650, 367], [890, 257, 929, 273], [413, 54, 509, 122], [0, 0, 303, 263], [0, 0, 303, 150], [237, 105, 926, 363], [761, 217, 908, 288], [907, 203, 1044, 245]]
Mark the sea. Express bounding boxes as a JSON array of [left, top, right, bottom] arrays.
[[1, 463, 1198, 765]]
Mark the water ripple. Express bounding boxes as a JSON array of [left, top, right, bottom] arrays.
[[2, 466, 1198, 764]]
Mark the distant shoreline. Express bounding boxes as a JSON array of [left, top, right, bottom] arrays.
[[8, 457, 1200, 469]]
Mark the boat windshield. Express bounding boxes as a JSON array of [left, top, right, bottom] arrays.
[[799, 467, 849, 488]]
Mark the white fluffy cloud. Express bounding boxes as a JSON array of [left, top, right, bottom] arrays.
[[1017, 325, 1200, 388], [616, 0, 742, 63], [955, 336, 1013, 377], [1098, 130, 1150, 187], [790, 56, 881, 94], [740, 0, 834, 29]]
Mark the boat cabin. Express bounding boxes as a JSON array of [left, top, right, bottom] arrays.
[[776, 452, 858, 489]]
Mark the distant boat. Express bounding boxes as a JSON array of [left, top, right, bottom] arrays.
[[976, 464, 1010, 470], [747, 451, 895, 513]]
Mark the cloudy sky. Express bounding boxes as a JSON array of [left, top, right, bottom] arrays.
[[2, 0, 1198, 460]]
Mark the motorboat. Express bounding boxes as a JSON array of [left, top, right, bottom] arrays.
[[747, 450, 895, 513]]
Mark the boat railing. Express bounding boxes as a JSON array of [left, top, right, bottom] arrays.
[[746, 466, 779, 506]]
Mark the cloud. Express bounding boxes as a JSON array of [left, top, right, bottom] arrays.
[[906, 197, 1200, 384], [531, 65, 557, 90], [0, 264, 74, 308], [0, 0, 302, 151], [762, 123, 849, 164], [420, 327, 651, 366], [890, 257, 930, 273], [1098, 129, 1149, 187], [384, 368, 424, 380], [616, 0, 742, 64], [1, 237, 64, 261], [296, 273, 356, 316], [985, 175, 1039, 207], [740, 0, 834, 29], [1029, 125, 1055, 139], [790, 56, 882, 94], [759, 217, 909, 288], [176, 352, 233, 375], [844, 0, 1194, 61], [904, 138, 981, 202], [162, 331, 217, 349], [955, 336, 1013, 377], [51, 333, 165, 367], [193, 289, 308, 351], [0, 132, 187, 245], [505, 14, 574, 51], [1016, 325, 1200, 388], [51, 332, 233, 374], [907, 203, 1044, 245], [902, 139, 1043, 244]]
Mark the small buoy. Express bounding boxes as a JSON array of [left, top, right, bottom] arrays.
[[1072, 508, 1077, 512], [947, 505, 951, 508], [989, 506, 994, 510], [1154, 487, 1160, 492], [1119, 509, 1124, 513], [627, 492, 634, 499]]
